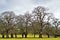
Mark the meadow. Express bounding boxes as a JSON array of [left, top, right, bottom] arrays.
[[0, 34, 60, 40], [0, 38, 60, 40]]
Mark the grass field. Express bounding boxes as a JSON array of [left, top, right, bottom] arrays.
[[0, 38, 60, 40], [0, 34, 60, 40]]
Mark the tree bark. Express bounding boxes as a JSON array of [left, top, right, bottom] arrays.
[[15, 33, 17, 38], [39, 29, 42, 38], [22, 32, 25, 38], [47, 34, 50, 38], [2, 33, 4, 38], [11, 33, 13, 38], [6, 34, 9, 38], [25, 33, 27, 38], [54, 33, 57, 38], [39, 20, 43, 38], [39, 33, 42, 38], [34, 33, 36, 38], [22, 34, 24, 38], [6, 30, 9, 38]]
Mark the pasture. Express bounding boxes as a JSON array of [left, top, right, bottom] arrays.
[[0, 37, 60, 40], [0, 34, 60, 40]]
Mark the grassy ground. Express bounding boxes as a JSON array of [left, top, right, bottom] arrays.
[[0, 38, 60, 40], [0, 34, 60, 40]]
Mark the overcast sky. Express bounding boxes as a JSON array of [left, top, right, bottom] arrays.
[[0, 0, 60, 19]]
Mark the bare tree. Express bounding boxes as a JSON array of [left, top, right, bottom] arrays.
[[1, 11, 16, 38], [32, 6, 49, 38], [16, 15, 25, 38], [52, 17, 60, 38], [31, 15, 40, 38], [0, 17, 6, 38], [23, 12, 32, 38], [45, 13, 53, 38]]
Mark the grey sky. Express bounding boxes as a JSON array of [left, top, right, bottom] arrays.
[[0, 0, 60, 19]]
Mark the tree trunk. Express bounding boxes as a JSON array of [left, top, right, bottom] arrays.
[[25, 22, 28, 38], [47, 34, 50, 38], [39, 32, 42, 38], [39, 21, 43, 38], [2, 34, 4, 38], [34, 33, 35, 38], [54, 33, 57, 38], [15, 33, 17, 38], [6, 34, 9, 38], [25, 33, 27, 38], [6, 30, 9, 38], [54, 27, 57, 38], [22, 34, 24, 38], [22, 32, 25, 38], [2, 33, 4, 38], [11, 33, 13, 38], [39, 33, 42, 38], [46, 33, 50, 38], [39, 29, 42, 38]]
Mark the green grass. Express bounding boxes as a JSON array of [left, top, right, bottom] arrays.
[[0, 38, 60, 40], [0, 34, 60, 40]]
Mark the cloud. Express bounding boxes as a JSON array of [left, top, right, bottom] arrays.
[[0, 0, 35, 15], [33, 0, 60, 19], [0, 0, 60, 19]]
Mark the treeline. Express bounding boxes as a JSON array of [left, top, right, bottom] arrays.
[[0, 6, 60, 38]]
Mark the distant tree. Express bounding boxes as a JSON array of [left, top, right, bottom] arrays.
[[23, 12, 32, 38], [32, 6, 50, 38], [0, 17, 6, 38], [31, 15, 40, 38], [52, 17, 60, 37], [45, 13, 53, 38], [1, 11, 16, 38], [16, 15, 25, 38]]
